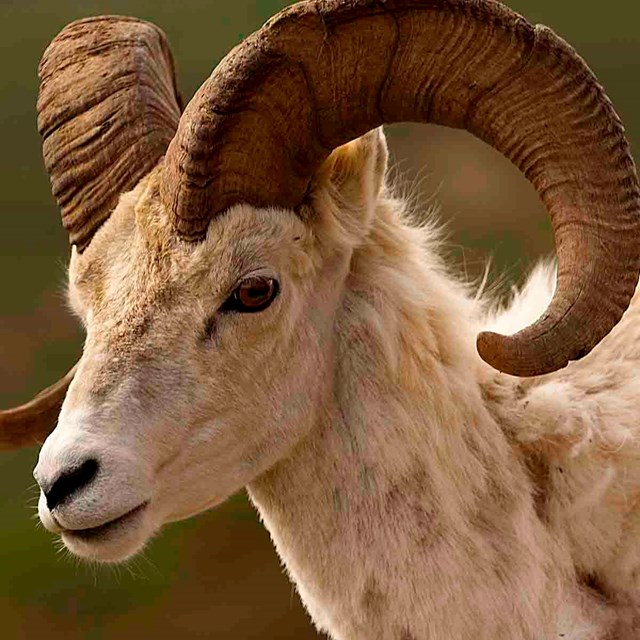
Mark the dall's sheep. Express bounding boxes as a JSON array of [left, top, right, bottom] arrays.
[[2, 1, 640, 638]]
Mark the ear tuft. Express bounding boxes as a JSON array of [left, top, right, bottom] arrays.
[[314, 128, 389, 211]]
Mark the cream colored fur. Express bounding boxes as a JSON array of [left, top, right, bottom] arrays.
[[34, 129, 640, 639]]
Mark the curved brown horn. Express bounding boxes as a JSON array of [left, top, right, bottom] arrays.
[[0, 365, 77, 451], [38, 16, 182, 252], [161, 0, 640, 377]]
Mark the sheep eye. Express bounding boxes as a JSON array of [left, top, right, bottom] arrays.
[[222, 276, 279, 314]]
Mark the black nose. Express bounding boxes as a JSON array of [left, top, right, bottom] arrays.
[[43, 458, 99, 511]]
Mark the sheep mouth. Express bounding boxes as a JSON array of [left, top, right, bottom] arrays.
[[62, 502, 149, 542]]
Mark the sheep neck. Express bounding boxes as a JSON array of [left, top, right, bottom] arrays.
[[248, 237, 563, 639]]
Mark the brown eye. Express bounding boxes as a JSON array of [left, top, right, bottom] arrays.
[[222, 276, 279, 314]]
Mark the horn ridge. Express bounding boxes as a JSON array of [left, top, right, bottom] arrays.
[[161, 0, 640, 376], [38, 15, 182, 252]]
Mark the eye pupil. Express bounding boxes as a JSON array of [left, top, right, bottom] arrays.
[[239, 279, 272, 306], [229, 276, 279, 313]]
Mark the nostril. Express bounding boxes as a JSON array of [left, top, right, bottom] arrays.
[[44, 458, 99, 511]]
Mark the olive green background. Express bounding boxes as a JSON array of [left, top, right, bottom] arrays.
[[0, 1, 637, 638]]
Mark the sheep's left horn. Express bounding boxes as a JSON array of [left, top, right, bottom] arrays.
[[0, 366, 77, 451], [38, 16, 182, 252], [162, 0, 640, 377]]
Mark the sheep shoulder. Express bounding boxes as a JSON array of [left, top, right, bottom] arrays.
[[482, 265, 640, 624]]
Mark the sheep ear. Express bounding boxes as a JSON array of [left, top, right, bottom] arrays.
[[313, 128, 388, 216]]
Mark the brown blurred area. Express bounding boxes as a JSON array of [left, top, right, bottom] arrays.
[[0, 1, 638, 638]]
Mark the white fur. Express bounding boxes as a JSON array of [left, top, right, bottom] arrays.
[[33, 131, 640, 638]]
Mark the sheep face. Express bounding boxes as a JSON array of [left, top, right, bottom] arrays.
[[33, 131, 387, 563]]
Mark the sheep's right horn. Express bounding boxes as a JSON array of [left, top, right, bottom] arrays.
[[3, 18, 183, 450], [0, 365, 77, 451], [38, 16, 182, 252]]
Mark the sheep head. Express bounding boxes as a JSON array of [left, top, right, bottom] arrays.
[[33, 147, 376, 561], [1, 0, 639, 562]]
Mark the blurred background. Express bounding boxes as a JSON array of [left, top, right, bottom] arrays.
[[0, 1, 638, 638]]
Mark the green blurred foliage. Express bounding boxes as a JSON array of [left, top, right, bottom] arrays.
[[0, 1, 638, 638]]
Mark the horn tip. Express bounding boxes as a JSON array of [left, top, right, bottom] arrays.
[[476, 330, 572, 378]]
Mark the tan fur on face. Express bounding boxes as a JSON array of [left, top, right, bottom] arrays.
[[40, 160, 345, 561], [35, 129, 639, 638]]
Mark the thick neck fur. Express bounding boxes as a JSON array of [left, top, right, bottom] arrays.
[[249, 201, 580, 639]]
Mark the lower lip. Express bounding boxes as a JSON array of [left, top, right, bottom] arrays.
[[63, 502, 149, 542]]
